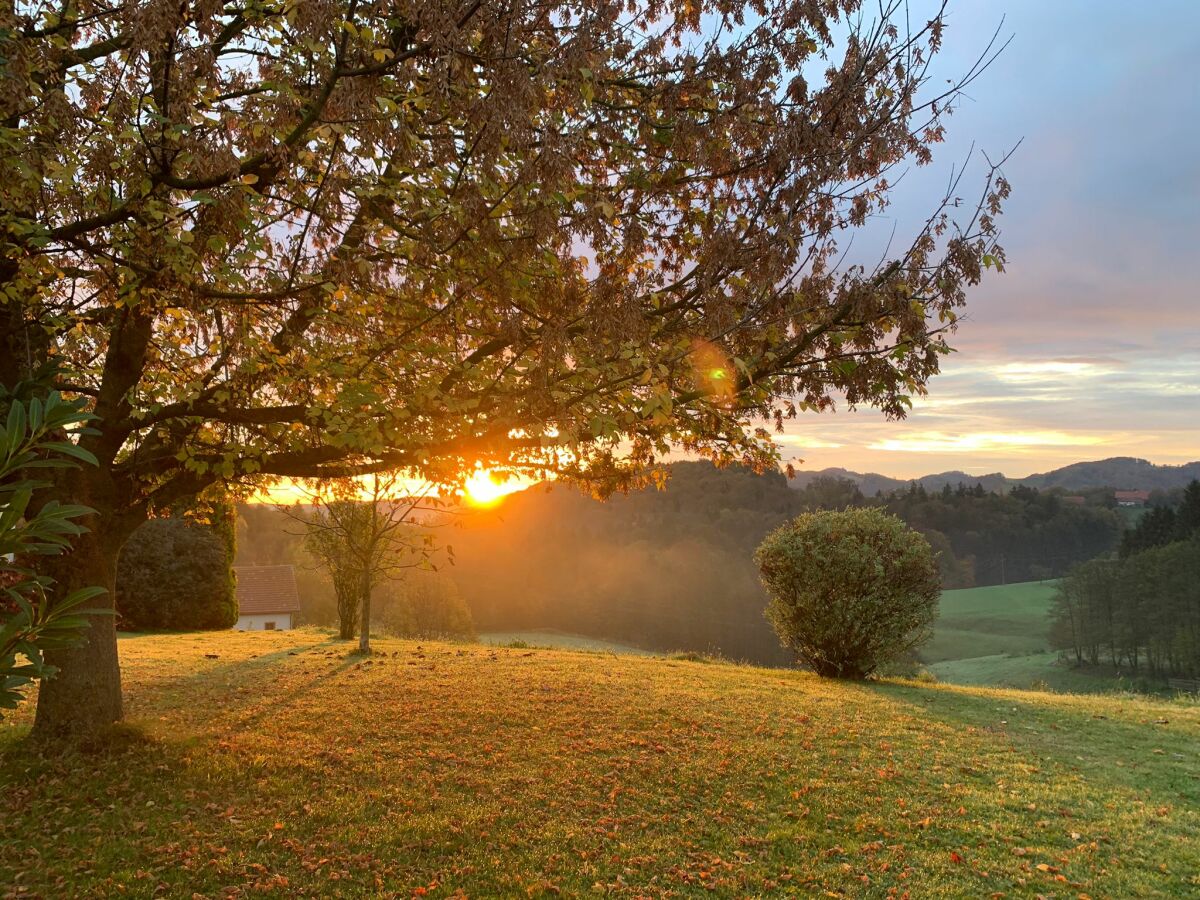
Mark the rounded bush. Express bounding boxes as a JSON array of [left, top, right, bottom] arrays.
[[117, 517, 237, 630], [754, 507, 939, 678]]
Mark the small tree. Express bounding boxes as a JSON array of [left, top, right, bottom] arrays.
[[302, 501, 372, 640], [116, 517, 237, 631], [755, 508, 940, 678], [293, 473, 443, 652]]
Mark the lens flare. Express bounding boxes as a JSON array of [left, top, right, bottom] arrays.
[[689, 338, 737, 403]]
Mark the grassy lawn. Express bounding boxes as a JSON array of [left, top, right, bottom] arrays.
[[3, 630, 1199, 898], [924, 582, 1058, 664], [925, 582, 1155, 695], [478, 630, 655, 656], [929, 652, 1150, 695]]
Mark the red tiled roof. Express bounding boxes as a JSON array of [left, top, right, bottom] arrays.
[[1114, 490, 1151, 501], [234, 565, 301, 615]]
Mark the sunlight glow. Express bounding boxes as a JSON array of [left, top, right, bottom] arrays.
[[463, 469, 522, 507], [689, 338, 736, 403]]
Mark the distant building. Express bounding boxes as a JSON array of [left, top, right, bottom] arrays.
[[1114, 490, 1151, 507], [233, 565, 301, 631]]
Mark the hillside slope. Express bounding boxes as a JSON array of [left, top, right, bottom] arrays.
[[925, 582, 1058, 663], [3, 630, 1198, 897]]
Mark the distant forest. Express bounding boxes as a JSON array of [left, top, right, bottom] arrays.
[[791, 457, 1200, 495], [1052, 483, 1200, 678], [799, 477, 1124, 588], [446, 463, 1124, 664]]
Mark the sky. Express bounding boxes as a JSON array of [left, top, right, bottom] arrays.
[[771, 0, 1200, 478]]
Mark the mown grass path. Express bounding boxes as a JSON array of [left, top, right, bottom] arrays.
[[2, 630, 1198, 897]]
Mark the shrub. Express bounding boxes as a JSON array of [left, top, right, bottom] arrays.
[[754, 508, 940, 679], [116, 518, 237, 630]]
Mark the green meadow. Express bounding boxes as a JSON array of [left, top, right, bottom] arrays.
[[925, 581, 1059, 664], [926, 581, 1179, 695]]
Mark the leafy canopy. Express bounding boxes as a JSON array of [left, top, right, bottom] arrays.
[[0, 0, 1007, 510]]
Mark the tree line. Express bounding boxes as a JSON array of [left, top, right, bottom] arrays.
[[791, 477, 1123, 588], [1052, 482, 1200, 678]]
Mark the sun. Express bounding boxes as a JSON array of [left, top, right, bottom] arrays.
[[463, 469, 512, 507]]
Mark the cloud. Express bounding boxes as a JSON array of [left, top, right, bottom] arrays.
[[992, 359, 1121, 383], [774, 435, 843, 450], [867, 430, 1108, 455]]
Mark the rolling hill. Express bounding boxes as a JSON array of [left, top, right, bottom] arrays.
[[790, 456, 1200, 495], [2, 630, 1198, 897]]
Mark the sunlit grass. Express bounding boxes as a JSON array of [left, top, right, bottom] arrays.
[[2, 629, 1198, 897]]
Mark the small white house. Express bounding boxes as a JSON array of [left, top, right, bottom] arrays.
[[233, 565, 301, 631]]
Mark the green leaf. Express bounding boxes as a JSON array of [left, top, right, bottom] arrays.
[[38, 441, 99, 466]]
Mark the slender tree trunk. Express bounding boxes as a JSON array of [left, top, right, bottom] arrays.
[[359, 576, 372, 653], [336, 578, 358, 639]]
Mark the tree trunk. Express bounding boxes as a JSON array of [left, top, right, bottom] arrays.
[[32, 521, 132, 740], [337, 583, 357, 639], [359, 577, 372, 654]]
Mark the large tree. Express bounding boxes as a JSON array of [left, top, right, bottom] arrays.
[[0, 0, 1008, 736]]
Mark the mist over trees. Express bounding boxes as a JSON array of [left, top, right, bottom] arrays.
[[454, 463, 801, 664], [447, 464, 1123, 664], [229, 464, 1126, 665], [234, 505, 473, 642]]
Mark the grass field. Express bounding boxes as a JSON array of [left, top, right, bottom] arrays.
[[3, 630, 1199, 897], [478, 630, 654, 656], [925, 582, 1153, 695], [924, 581, 1058, 664], [929, 652, 1140, 694]]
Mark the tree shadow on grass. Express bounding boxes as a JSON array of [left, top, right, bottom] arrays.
[[122, 635, 376, 735], [1, 637, 356, 764]]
